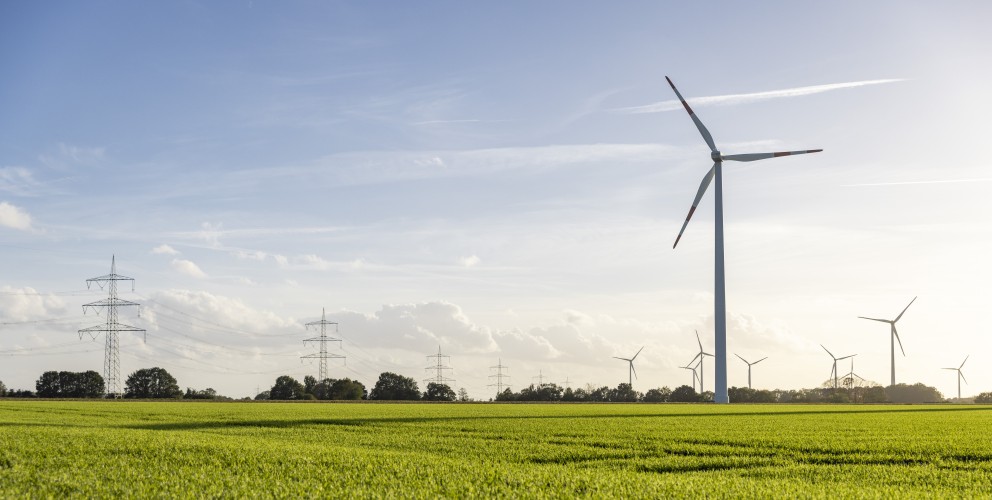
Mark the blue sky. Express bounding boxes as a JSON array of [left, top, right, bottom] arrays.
[[2, 2, 991, 399]]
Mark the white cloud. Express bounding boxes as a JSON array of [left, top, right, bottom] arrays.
[[458, 255, 481, 267], [0, 167, 41, 196], [615, 79, 905, 114], [151, 244, 180, 255], [146, 289, 296, 333], [0, 202, 33, 231], [0, 286, 67, 322], [171, 259, 208, 279]]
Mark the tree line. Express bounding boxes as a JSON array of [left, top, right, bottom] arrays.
[[0, 371, 980, 404]]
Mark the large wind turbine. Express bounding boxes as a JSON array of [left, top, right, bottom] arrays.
[[680, 362, 700, 392], [943, 356, 968, 401], [734, 354, 767, 389], [859, 296, 916, 386], [821, 344, 856, 389], [667, 77, 822, 403], [612, 346, 644, 387], [689, 330, 714, 393]]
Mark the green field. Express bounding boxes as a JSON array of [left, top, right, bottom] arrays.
[[1, 401, 991, 497]]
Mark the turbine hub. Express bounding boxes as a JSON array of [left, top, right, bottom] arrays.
[[711, 151, 722, 162]]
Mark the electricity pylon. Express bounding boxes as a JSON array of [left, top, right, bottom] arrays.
[[302, 308, 344, 382], [78, 256, 145, 398], [488, 358, 510, 394], [424, 345, 454, 386]]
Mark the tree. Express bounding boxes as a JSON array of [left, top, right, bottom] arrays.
[[457, 387, 471, 402], [495, 388, 516, 401], [369, 372, 420, 400], [269, 375, 306, 400], [184, 388, 218, 400], [669, 385, 700, 402], [303, 375, 317, 396], [254, 390, 271, 401], [884, 383, 943, 403], [328, 379, 364, 400], [976, 392, 992, 404], [0, 379, 6, 397], [124, 367, 182, 399], [423, 382, 456, 401], [643, 387, 672, 403], [35, 371, 104, 398], [608, 383, 640, 402]]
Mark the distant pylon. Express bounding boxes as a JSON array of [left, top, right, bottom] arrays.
[[78, 256, 146, 398], [532, 370, 546, 387], [424, 345, 454, 386], [488, 358, 510, 394], [302, 308, 344, 381]]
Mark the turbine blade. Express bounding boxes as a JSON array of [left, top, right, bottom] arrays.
[[960, 355, 969, 370], [631, 363, 638, 380], [820, 344, 835, 358], [754, 357, 768, 364], [942, 367, 957, 370], [894, 296, 917, 323], [735, 353, 748, 363], [702, 352, 714, 357], [960, 371, 968, 385], [689, 352, 701, 366], [721, 150, 823, 162], [632, 346, 644, 361], [695, 330, 704, 351], [893, 326, 906, 356], [613, 357, 632, 362], [837, 355, 854, 361], [858, 316, 892, 323], [673, 164, 716, 249], [665, 76, 717, 153]]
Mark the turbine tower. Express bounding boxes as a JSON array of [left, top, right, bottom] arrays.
[[821, 344, 855, 389], [667, 77, 822, 403], [78, 256, 146, 398], [734, 354, 767, 389], [612, 346, 644, 387], [688, 330, 714, 392], [859, 296, 916, 386], [942, 356, 968, 401], [302, 308, 344, 382]]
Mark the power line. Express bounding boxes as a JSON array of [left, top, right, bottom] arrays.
[[77, 256, 146, 398], [301, 307, 344, 381], [424, 345, 454, 386], [488, 358, 510, 395]]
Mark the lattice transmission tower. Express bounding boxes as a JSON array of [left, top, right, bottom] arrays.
[[424, 345, 454, 386], [488, 358, 510, 395], [302, 308, 344, 382], [78, 256, 145, 398]]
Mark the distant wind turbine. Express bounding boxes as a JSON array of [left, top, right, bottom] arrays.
[[680, 362, 700, 392], [734, 354, 767, 389], [859, 296, 916, 386], [689, 330, 714, 393], [943, 356, 969, 401], [667, 76, 822, 403], [612, 346, 644, 387], [821, 344, 856, 389]]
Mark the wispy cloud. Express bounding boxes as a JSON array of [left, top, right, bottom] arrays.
[[615, 79, 904, 114], [151, 244, 180, 255], [844, 177, 992, 187]]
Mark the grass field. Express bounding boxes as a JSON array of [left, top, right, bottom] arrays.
[[1, 401, 991, 497]]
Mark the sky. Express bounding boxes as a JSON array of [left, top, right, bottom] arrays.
[[1, 2, 991, 400]]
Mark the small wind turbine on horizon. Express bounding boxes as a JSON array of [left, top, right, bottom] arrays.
[[667, 76, 822, 404], [943, 356, 969, 401], [612, 346, 644, 387], [734, 354, 767, 389], [859, 296, 916, 386], [821, 344, 856, 389], [843, 357, 867, 389], [689, 330, 714, 393], [680, 362, 700, 392]]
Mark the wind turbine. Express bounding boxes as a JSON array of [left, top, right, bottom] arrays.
[[942, 356, 968, 401], [843, 357, 867, 389], [859, 296, 917, 386], [667, 77, 822, 403], [680, 362, 700, 392], [821, 344, 856, 389], [612, 346, 644, 387], [689, 330, 714, 392], [734, 354, 767, 389]]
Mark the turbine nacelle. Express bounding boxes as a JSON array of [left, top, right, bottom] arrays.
[[711, 150, 722, 162]]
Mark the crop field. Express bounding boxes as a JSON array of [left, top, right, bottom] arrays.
[[1, 402, 991, 498]]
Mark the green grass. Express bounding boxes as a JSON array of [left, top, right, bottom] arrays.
[[1, 402, 991, 498]]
